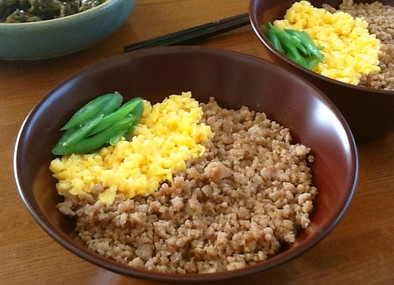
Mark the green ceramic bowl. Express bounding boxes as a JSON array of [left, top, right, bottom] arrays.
[[0, 0, 136, 60]]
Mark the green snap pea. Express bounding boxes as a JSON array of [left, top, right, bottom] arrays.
[[52, 93, 145, 156], [53, 126, 77, 146], [283, 29, 309, 56], [299, 31, 324, 60], [286, 29, 324, 60], [109, 129, 128, 146], [129, 98, 144, 122], [268, 25, 295, 54], [265, 22, 324, 70], [51, 126, 78, 155], [306, 57, 322, 70], [267, 26, 285, 54], [268, 24, 307, 68], [88, 97, 143, 136], [61, 92, 122, 131], [284, 29, 310, 57], [95, 92, 123, 116], [52, 114, 104, 155], [286, 48, 308, 68], [124, 126, 136, 141], [117, 100, 144, 142], [58, 115, 136, 155], [268, 24, 291, 51]]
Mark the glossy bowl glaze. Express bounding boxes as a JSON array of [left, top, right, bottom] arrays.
[[14, 46, 357, 283], [0, 0, 136, 60], [249, 0, 394, 142]]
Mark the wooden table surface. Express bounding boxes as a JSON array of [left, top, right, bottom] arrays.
[[1, 0, 393, 284]]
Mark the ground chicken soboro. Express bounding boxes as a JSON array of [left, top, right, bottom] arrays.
[[58, 98, 318, 274]]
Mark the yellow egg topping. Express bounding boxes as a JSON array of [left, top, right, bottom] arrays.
[[273, 0, 380, 85], [49, 92, 213, 205]]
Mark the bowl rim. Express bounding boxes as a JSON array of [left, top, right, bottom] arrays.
[[0, 0, 120, 27], [13, 45, 358, 283], [248, 0, 394, 96]]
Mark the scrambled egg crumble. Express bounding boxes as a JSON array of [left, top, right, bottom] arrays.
[[50, 92, 213, 205], [274, 0, 380, 85]]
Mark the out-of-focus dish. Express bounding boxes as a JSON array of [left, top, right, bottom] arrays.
[[266, 0, 392, 89], [14, 46, 357, 283], [322, 0, 393, 90], [0, 0, 135, 60], [250, 0, 394, 142], [0, 0, 107, 23]]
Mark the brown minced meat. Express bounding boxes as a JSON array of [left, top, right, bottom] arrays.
[[324, 0, 394, 90], [58, 99, 317, 274]]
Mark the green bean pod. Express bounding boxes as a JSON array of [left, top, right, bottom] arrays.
[[306, 57, 321, 70], [269, 25, 296, 54], [264, 23, 324, 70], [289, 30, 324, 60], [267, 26, 285, 54], [109, 129, 129, 146], [96, 92, 123, 116], [52, 114, 104, 155], [61, 92, 122, 131], [129, 98, 144, 122], [286, 48, 308, 68], [60, 115, 136, 155], [283, 29, 309, 56], [87, 97, 143, 136], [124, 125, 137, 141]]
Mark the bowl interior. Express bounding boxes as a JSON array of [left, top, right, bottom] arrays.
[[14, 46, 357, 282]]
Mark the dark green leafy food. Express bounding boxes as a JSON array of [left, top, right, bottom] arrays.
[[0, 0, 106, 23], [52, 93, 144, 155], [264, 22, 324, 70]]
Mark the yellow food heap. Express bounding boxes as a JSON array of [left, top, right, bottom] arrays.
[[274, 0, 380, 85], [49, 92, 212, 205]]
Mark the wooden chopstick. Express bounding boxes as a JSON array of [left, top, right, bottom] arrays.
[[124, 13, 250, 52]]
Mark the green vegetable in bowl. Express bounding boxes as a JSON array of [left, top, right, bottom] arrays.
[[87, 97, 143, 136], [285, 29, 324, 61], [55, 115, 136, 155], [52, 93, 144, 155], [61, 92, 122, 131], [0, 0, 107, 23], [264, 22, 324, 70], [267, 27, 285, 54], [54, 114, 104, 151]]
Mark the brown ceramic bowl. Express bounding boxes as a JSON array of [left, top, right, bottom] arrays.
[[249, 0, 394, 142], [14, 46, 357, 283]]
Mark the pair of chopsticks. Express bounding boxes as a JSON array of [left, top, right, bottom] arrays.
[[124, 13, 250, 52]]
